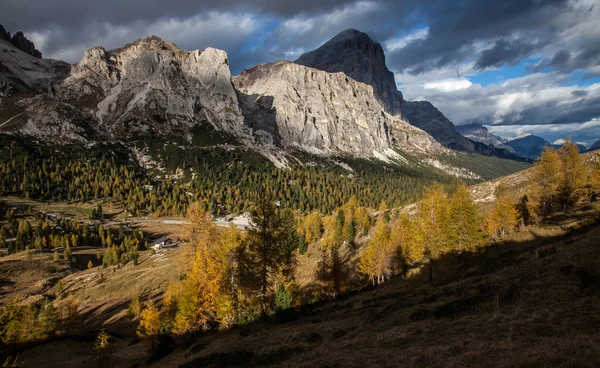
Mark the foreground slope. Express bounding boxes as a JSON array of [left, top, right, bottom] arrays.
[[156, 216, 600, 368]]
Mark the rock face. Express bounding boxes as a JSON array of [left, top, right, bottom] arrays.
[[233, 61, 444, 156], [0, 25, 10, 42], [56, 36, 251, 141], [456, 123, 514, 152], [11, 31, 42, 58], [0, 39, 68, 93], [0, 26, 42, 58], [295, 29, 477, 153], [402, 101, 475, 152], [296, 29, 403, 117]]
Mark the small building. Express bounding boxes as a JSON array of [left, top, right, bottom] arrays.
[[152, 237, 180, 251]]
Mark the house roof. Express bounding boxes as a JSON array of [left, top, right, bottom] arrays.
[[154, 236, 169, 245]]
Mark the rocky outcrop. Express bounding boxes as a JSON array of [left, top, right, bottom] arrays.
[[295, 29, 479, 153], [56, 36, 251, 141], [0, 26, 42, 58], [0, 25, 10, 43], [11, 31, 42, 58], [402, 101, 476, 152], [233, 61, 445, 157], [296, 29, 403, 117]]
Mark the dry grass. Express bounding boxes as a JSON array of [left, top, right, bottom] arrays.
[[155, 218, 600, 368]]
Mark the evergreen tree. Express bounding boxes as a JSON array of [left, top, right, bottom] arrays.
[[240, 193, 298, 315]]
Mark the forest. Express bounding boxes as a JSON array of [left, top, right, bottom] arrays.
[[0, 140, 598, 352], [132, 141, 599, 351]]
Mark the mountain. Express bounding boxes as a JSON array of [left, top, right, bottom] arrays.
[[505, 134, 554, 159], [233, 61, 443, 157], [56, 37, 252, 142], [589, 140, 600, 152], [505, 134, 588, 158], [0, 25, 42, 58], [295, 29, 475, 153], [295, 29, 403, 117], [456, 123, 515, 152], [0, 26, 532, 181]]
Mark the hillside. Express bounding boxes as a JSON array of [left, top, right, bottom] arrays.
[[9, 202, 600, 368], [2, 150, 598, 367]]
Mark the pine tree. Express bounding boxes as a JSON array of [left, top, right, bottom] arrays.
[[240, 193, 298, 315]]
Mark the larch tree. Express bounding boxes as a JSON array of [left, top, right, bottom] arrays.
[[417, 183, 451, 286], [531, 147, 562, 218], [556, 140, 588, 209], [485, 193, 519, 241], [390, 212, 424, 277], [448, 184, 483, 253], [357, 216, 392, 285], [172, 203, 222, 334], [137, 301, 161, 353]]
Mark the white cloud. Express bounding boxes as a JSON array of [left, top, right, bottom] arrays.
[[424, 78, 472, 92], [385, 28, 429, 52]]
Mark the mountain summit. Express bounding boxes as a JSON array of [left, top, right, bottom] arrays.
[[295, 29, 403, 117], [295, 29, 476, 153]]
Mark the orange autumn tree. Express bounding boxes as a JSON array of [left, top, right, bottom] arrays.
[[485, 184, 519, 241], [357, 214, 393, 285], [170, 203, 241, 334], [417, 183, 451, 286], [448, 184, 484, 253]]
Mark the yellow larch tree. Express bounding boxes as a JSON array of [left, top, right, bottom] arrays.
[[417, 183, 451, 286], [448, 184, 484, 253]]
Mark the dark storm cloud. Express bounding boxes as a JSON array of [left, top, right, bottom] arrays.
[[475, 39, 546, 70], [1, 0, 357, 30], [387, 0, 581, 75]]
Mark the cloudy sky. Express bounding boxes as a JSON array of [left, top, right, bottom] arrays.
[[3, 0, 600, 144]]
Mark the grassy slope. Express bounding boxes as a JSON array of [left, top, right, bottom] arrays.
[[158, 208, 600, 368], [11, 206, 600, 368]]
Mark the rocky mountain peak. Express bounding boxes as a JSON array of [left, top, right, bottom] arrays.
[[233, 60, 445, 158], [295, 29, 403, 117], [295, 29, 484, 154], [54, 39, 247, 141], [0, 25, 42, 58]]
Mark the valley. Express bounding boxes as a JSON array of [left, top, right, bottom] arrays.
[[0, 15, 599, 368]]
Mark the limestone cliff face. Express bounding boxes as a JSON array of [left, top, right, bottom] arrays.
[[296, 29, 479, 153], [233, 61, 444, 156], [56, 36, 251, 141], [296, 29, 403, 117]]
